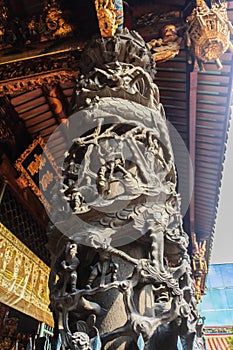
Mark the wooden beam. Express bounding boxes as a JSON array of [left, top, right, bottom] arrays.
[[188, 70, 198, 250]]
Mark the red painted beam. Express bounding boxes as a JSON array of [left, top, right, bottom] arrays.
[[188, 71, 198, 250]]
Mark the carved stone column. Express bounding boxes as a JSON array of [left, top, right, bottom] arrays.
[[47, 29, 201, 350]]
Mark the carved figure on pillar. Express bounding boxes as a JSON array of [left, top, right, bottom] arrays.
[[47, 28, 203, 350], [60, 242, 79, 294], [86, 248, 118, 289]]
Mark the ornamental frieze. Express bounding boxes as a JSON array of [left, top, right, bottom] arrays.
[[0, 49, 80, 95]]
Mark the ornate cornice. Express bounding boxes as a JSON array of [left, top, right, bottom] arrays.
[[0, 69, 76, 95], [0, 49, 80, 95]]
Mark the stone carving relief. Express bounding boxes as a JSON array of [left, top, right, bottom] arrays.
[[47, 29, 203, 350]]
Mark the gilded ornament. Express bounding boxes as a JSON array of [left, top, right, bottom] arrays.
[[195, 275, 202, 302], [186, 0, 233, 70], [0, 0, 8, 48], [27, 154, 46, 176], [44, 0, 72, 38], [0, 70, 76, 96], [192, 240, 208, 274], [0, 0, 8, 23], [191, 237, 208, 302], [15, 136, 59, 211], [148, 24, 183, 63], [0, 222, 53, 326], [94, 0, 118, 37]]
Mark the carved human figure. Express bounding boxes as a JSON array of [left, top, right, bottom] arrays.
[[27, 17, 37, 37], [60, 242, 79, 294], [86, 249, 118, 289]]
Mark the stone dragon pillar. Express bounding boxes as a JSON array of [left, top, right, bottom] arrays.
[[46, 29, 201, 350]]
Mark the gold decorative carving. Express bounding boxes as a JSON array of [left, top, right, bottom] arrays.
[[0, 0, 7, 35], [94, 0, 118, 37], [192, 236, 208, 302], [148, 24, 182, 63], [44, 0, 72, 39], [132, 7, 183, 63], [0, 0, 74, 48], [192, 240, 208, 274], [195, 275, 202, 302], [0, 69, 76, 96], [15, 175, 28, 190], [186, 0, 233, 70], [15, 135, 59, 211], [27, 154, 46, 176], [0, 0, 8, 48], [0, 222, 53, 326], [0, 0, 8, 22], [0, 46, 80, 81]]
